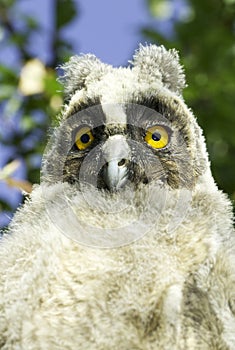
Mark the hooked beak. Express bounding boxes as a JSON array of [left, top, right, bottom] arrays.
[[102, 135, 130, 191], [103, 158, 129, 191]]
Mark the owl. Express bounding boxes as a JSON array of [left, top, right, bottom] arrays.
[[0, 44, 235, 350]]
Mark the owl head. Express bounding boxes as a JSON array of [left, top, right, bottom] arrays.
[[42, 44, 211, 193]]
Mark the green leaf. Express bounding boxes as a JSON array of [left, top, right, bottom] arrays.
[[44, 70, 62, 97], [148, 0, 173, 18], [0, 0, 15, 9], [0, 64, 18, 85], [0, 200, 13, 212], [0, 85, 15, 100], [141, 28, 171, 47], [22, 15, 40, 31], [56, 0, 78, 30]]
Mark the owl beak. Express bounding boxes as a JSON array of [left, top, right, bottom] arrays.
[[103, 158, 129, 191], [101, 135, 131, 191]]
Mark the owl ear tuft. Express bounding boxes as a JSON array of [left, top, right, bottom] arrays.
[[58, 54, 109, 99], [131, 44, 186, 95]]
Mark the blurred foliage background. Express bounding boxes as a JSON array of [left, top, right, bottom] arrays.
[[144, 0, 235, 199], [0, 0, 235, 228]]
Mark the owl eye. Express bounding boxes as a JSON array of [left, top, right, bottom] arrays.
[[75, 126, 94, 150], [144, 125, 169, 149]]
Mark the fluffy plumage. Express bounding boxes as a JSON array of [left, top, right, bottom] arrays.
[[0, 44, 235, 349]]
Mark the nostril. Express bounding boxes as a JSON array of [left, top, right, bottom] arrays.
[[118, 159, 126, 167]]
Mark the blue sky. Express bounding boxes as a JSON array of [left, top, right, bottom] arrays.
[[1, 0, 187, 66], [6, 0, 152, 67], [66, 0, 151, 66]]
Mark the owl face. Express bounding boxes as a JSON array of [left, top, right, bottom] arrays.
[[62, 102, 196, 192], [42, 45, 209, 195]]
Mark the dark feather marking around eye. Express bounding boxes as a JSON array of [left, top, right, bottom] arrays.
[[128, 96, 165, 115], [138, 96, 164, 113], [129, 96, 179, 123]]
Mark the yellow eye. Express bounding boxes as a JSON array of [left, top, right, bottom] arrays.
[[75, 126, 94, 150], [144, 125, 169, 149]]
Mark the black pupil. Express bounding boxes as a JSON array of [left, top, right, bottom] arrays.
[[80, 133, 90, 143], [152, 132, 161, 141]]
